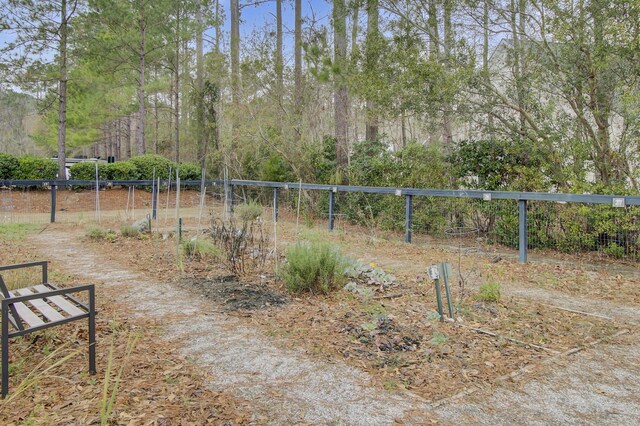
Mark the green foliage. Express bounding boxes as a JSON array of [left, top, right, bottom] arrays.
[[128, 155, 176, 180], [86, 226, 117, 242], [0, 153, 19, 179], [104, 162, 139, 181], [280, 242, 347, 294], [447, 139, 559, 191], [261, 154, 294, 182], [0, 223, 40, 240], [70, 162, 107, 180], [235, 201, 263, 223], [15, 156, 58, 180], [119, 225, 139, 238], [177, 163, 202, 181], [477, 281, 501, 303], [180, 238, 221, 260]]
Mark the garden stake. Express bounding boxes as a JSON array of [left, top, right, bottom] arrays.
[[434, 277, 444, 321], [441, 262, 455, 320], [165, 166, 172, 224]]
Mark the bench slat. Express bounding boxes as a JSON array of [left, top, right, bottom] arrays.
[[8, 300, 45, 328], [33, 285, 85, 317], [14, 288, 66, 322]]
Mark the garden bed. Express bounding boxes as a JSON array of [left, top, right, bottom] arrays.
[[83, 223, 622, 402]]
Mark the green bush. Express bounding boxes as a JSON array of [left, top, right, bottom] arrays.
[[477, 281, 501, 303], [280, 242, 347, 294], [128, 155, 176, 180], [0, 153, 19, 179], [105, 162, 140, 181], [70, 161, 107, 180], [16, 156, 58, 180], [177, 162, 202, 181]]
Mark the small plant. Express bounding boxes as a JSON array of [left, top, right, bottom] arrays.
[[235, 201, 263, 223], [100, 331, 140, 426], [180, 238, 221, 260], [86, 226, 117, 242], [280, 242, 347, 294], [428, 332, 449, 346], [120, 225, 139, 238], [477, 281, 501, 303]]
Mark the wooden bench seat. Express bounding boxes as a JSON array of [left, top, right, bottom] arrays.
[[0, 261, 96, 397]]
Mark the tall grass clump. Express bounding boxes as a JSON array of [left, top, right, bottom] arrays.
[[477, 281, 501, 303], [280, 242, 347, 294], [120, 225, 139, 238], [180, 238, 221, 260]]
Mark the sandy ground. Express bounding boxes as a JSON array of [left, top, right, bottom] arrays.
[[30, 227, 640, 425]]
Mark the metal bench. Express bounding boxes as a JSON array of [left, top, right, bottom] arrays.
[[0, 261, 96, 397]]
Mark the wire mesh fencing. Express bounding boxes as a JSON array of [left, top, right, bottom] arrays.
[[1, 180, 638, 263]]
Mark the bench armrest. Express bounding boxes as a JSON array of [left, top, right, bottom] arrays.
[[0, 261, 48, 284]]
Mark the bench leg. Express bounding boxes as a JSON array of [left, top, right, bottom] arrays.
[[88, 286, 96, 375], [2, 301, 9, 398]]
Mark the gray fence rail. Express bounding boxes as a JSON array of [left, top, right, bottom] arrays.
[[1, 178, 639, 264]]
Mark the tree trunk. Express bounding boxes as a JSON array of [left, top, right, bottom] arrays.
[[136, 0, 146, 154], [57, 0, 68, 179], [441, 0, 453, 147], [428, 0, 439, 145], [275, 0, 283, 106], [510, 0, 526, 135], [294, 0, 303, 115], [333, 0, 349, 168], [365, 0, 378, 143], [196, 0, 206, 167], [174, 4, 180, 164], [230, 0, 240, 150], [483, 0, 493, 134]]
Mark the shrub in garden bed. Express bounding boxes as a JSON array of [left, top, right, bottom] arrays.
[[280, 242, 347, 294], [69, 161, 107, 180], [105, 161, 139, 181], [128, 155, 176, 180], [0, 153, 19, 179], [15, 156, 58, 180]]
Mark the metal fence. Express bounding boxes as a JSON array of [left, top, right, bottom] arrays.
[[1, 179, 639, 264]]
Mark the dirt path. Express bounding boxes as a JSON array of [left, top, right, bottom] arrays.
[[32, 229, 434, 425]]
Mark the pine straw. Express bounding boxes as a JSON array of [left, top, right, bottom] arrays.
[[0, 236, 252, 425], [82, 222, 624, 403]]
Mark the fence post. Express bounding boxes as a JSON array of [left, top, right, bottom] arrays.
[[50, 184, 57, 223], [519, 199, 528, 263], [151, 181, 157, 220], [273, 187, 279, 223], [405, 194, 413, 243], [328, 190, 335, 231], [229, 184, 235, 214]]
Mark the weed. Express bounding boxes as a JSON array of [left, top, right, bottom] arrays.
[[100, 331, 140, 426], [477, 281, 501, 303], [280, 242, 347, 294], [0, 223, 40, 240], [120, 225, 139, 238], [180, 238, 221, 260], [428, 332, 449, 346], [86, 226, 117, 242]]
